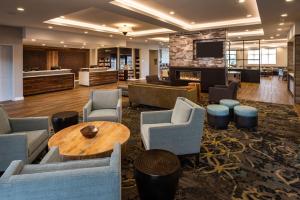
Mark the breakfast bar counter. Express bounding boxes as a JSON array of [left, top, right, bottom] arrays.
[[79, 68, 118, 86]]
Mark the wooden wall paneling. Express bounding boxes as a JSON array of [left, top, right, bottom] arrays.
[[89, 71, 118, 86], [294, 35, 300, 103], [58, 49, 89, 79], [47, 50, 59, 70], [23, 48, 47, 71]]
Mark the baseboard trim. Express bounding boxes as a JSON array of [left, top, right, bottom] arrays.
[[13, 96, 24, 101]]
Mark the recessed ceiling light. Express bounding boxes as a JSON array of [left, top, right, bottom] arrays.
[[129, 37, 133, 40], [261, 39, 265, 41], [238, 36, 241, 39], [145, 39, 148, 42], [109, 34, 113, 37], [270, 36, 274, 39], [48, 26, 53, 29], [279, 22, 285, 26], [31, 39, 36, 42], [245, 29, 249, 32], [238, 0, 245, 3], [285, 0, 294, 2], [84, 31, 88, 34], [169, 11, 175, 15], [102, 24, 106, 27], [246, 14, 252, 18], [191, 21, 195, 24], [102, 44, 105, 47], [276, 34, 280, 37], [63, 45, 67, 47], [60, 41, 64, 44], [42, 44, 46, 46], [60, 16, 65, 19], [17, 7, 25, 12], [281, 13, 288, 17], [81, 46, 84, 49], [83, 42, 86, 45], [277, 28, 282, 31]]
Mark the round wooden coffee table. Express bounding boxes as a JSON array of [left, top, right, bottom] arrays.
[[48, 121, 130, 160]]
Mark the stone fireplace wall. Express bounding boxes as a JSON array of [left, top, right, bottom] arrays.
[[169, 29, 226, 67]]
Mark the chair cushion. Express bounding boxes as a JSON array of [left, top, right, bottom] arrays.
[[234, 105, 258, 117], [141, 123, 172, 149], [171, 99, 192, 124], [220, 99, 240, 109], [0, 106, 11, 134], [92, 90, 119, 110], [21, 157, 110, 174], [87, 109, 118, 122], [24, 130, 48, 156], [207, 104, 229, 116]]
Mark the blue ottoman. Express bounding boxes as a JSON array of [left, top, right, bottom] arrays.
[[207, 105, 230, 129], [220, 99, 240, 120], [234, 105, 258, 129]]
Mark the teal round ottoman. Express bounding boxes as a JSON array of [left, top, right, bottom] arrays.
[[234, 105, 258, 129], [220, 99, 240, 120], [207, 104, 230, 129]]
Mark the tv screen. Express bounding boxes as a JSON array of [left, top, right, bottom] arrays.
[[196, 41, 224, 58]]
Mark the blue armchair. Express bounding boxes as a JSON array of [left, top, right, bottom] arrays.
[[83, 89, 122, 122], [140, 97, 206, 155], [0, 105, 49, 171], [0, 143, 121, 200]]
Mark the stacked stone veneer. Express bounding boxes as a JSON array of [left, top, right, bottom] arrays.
[[169, 29, 226, 67]]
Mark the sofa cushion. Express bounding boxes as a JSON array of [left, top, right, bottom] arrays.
[[0, 106, 11, 134], [87, 109, 118, 122], [171, 99, 192, 124], [141, 123, 172, 149], [21, 157, 110, 174], [92, 90, 119, 110], [24, 130, 48, 156]]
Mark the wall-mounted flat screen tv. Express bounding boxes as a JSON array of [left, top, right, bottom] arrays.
[[196, 41, 224, 58]]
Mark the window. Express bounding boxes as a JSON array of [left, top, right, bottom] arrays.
[[247, 48, 277, 65], [226, 50, 237, 66], [248, 49, 260, 64], [261, 48, 276, 64]]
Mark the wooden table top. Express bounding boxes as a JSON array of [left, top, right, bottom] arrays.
[[48, 121, 130, 160]]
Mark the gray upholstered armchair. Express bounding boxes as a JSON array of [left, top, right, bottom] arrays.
[[140, 97, 206, 155], [0, 105, 49, 171], [0, 143, 121, 200], [208, 81, 239, 104], [83, 89, 122, 122]]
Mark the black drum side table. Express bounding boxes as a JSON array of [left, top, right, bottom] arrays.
[[51, 111, 79, 133], [134, 149, 181, 200]]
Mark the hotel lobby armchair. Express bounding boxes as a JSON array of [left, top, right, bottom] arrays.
[[208, 81, 239, 103], [140, 97, 206, 155], [83, 89, 122, 122], [0, 105, 49, 171], [0, 143, 121, 200]]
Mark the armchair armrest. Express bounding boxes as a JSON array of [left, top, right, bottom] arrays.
[[141, 110, 173, 125], [40, 147, 61, 164], [83, 100, 92, 122], [9, 117, 49, 132], [0, 133, 28, 170], [0, 160, 24, 181], [116, 98, 122, 123]]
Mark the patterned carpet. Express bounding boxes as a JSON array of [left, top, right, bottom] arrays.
[[121, 99, 300, 200]]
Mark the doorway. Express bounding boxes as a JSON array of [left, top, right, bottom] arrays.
[[149, 50, 158, 75]]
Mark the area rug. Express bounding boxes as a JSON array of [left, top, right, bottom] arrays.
[[121, 99, 300, 200]]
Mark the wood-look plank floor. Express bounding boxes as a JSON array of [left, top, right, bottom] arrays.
[[0, 77, 297, 118]]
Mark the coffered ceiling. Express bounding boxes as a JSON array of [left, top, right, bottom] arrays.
[[0, 0, 299, 48]]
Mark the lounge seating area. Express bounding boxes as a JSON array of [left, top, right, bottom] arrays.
[[0, 0, 299, 199]]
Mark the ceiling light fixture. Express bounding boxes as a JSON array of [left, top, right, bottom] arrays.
[[277, 28, 282, 31], [60, 16, 65, 19], [60, 41, 64, 44], [276, 34, 280, 37], [31, 39, 36, 42], [279, 22, 285, 26], [270, 36, 274, 39], [118, 24, 133, 35], [145, 39, 148, 42], [63, 45, 67, 47], [42, 44, 46, 46], [17, 7, 25, 12], [246, 14, 252, 18], [191, 22, 195, 24], [109, 34, 113, 37], [281, 13, 288, 17], [228, 29, 264, 37], [48, 26, 53, 29], [169, 11, 175, 15], [238, 0, 245, 3], [129, 37, 133, 40], [285, 0, 294, 2], [84, 31, 88, 34]]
